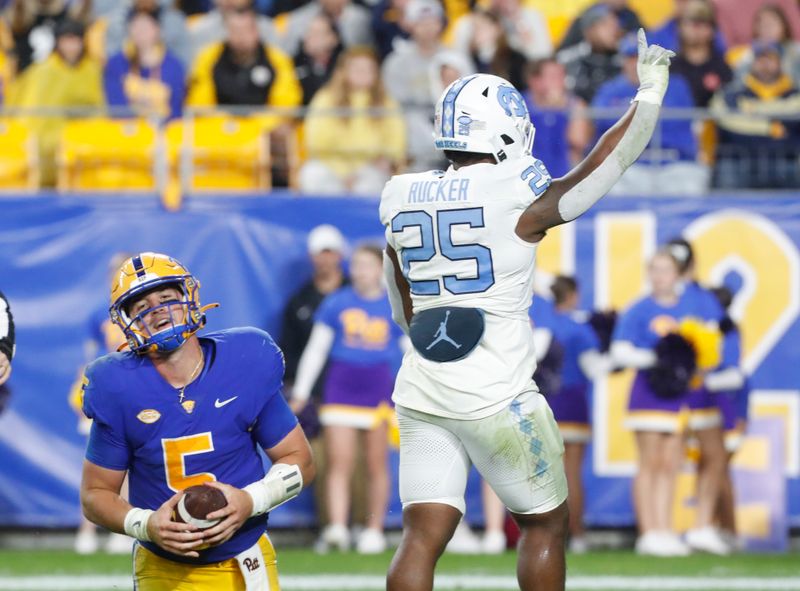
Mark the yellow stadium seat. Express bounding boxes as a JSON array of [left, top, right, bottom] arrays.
[[166, 115, 271, 192], [58, 118, 158, 191], [0, 118, 39, 190]]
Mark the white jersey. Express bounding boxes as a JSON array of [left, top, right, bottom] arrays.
[[379, 155, 552, 419]]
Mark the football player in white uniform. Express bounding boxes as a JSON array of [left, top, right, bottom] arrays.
[[380, 30, 674, 591]]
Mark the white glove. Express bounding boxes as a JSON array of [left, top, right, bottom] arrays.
[[633, 28, 675, 106]]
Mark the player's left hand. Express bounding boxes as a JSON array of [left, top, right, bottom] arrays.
[[0, 352, 11, 386], [635, 28, 676, 106], [201, 481, 254, 547]]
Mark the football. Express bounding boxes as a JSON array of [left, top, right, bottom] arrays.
[[172, 484, 228, 530]]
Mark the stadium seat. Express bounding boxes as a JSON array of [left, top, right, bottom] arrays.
[[0, 118, 39, 190], [165, 115, 271, 192], [58, 118, 158, 191]]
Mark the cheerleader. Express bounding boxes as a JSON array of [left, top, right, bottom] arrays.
[[291, 244, 405, 554], [612, 248, 726, 556], [548, 276, 607, 553]]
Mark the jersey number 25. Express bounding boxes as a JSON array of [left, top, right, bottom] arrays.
[[391, 207, 495, 296]]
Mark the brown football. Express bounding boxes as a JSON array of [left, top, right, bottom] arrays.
[[172, 484, 228, 530]]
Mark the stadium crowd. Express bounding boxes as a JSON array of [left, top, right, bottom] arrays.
[[0, 0, 798, 192]]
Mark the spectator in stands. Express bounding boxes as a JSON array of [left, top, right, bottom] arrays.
[[558, 3, 622, 103], [711, 41, 800, 189], [382, 0, 449, 171], [188, 0, 280, 62], [0, 289, 14, 387], [648, 0, 725, 53], [371, 0, 412, 61], [713, 0, 800, 49], [427, 48, 475, 103], [300, 47, 405, 196], [591, 34, 705, 195], [105, 0, 192, 67], [452, 0, 550, 62], [732, 4, 800, 86], [11, 19, 104, 186], [281, 0, 373, 58], [559, 0, 642, 52], [290, 244, 405, 554], [6, 0, 92, 74], [186, 7, 301, 110], [466, 9, 526, 91], [523, 58, 588, 178], [670, 0, 732, 107], [103, 8, 186, 120], [281, 224, 348, 434], [293, 13, 342, 105]]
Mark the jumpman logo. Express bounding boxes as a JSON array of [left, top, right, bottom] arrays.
[[426, 310, 462, 350]]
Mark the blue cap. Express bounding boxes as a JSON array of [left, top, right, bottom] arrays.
[[752, 40, 783, 58], [619, 33, 638, 57], [580, 3, 613, 33]]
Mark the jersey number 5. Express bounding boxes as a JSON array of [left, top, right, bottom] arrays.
[[391, 207, 495, 296], [162, 433, 216, 492]]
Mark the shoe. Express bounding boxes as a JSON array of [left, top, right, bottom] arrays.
[[74, 530, 99, 555], [635, 531, 690, 557], [316, 524, 350, 553], [105, 532, 133, 554], [446, 521, 482, 554], [481, 529, 507, 555], [719, 529, 743, 552], [356, 528, 386, 554], [686, 526, 732, 555], [569, 536, 589, 554]]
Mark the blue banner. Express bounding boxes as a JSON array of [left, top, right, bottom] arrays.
[[0, 193, 798, 541]]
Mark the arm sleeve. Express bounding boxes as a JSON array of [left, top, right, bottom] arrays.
[[266, 46, 302, 109], [558, 101, 660, 222], [253, 390, 299, 450], [0, 291, 15, 360], [82, 368, 131, 470], [186, 45, 219, 107], [611, 340, 656, 369], [292, 323, 335, 403], [102, 55, 128, 108]]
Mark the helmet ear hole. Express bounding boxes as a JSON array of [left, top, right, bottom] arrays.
[[500, 134, 515, 146]]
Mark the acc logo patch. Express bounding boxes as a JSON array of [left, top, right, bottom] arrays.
[[181, 400, 196, 414], [137, 409, 161, 424]]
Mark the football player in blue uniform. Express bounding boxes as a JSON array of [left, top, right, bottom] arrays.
[[80, 252, 315, 590]]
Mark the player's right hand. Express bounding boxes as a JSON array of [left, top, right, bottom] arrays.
[[146, 491, 205, 558], [635, 28, 676, 106]]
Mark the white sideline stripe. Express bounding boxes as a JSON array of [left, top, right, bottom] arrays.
[[2, 575, 800, 590]]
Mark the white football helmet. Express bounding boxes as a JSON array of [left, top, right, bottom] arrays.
[[433, 74, 535, 162]]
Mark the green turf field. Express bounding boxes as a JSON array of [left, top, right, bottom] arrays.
[[0, 549, 798, 590]]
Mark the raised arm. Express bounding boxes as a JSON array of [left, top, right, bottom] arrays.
[[516, 30, 675, 242]]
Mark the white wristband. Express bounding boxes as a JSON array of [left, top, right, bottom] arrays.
[[243, 463, 303, 517], [123, 507, 154, 542]]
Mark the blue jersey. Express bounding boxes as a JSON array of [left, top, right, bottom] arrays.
[[684, 280, 724, 322], [553, 311, 599, 389], [613, 290, 710, 350], [315, 286, 403, 365], [82, 327, 298, 564], [529, 294, 558, 331]]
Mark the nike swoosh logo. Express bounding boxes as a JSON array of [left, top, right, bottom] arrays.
[[215, 396, 238, 408]]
